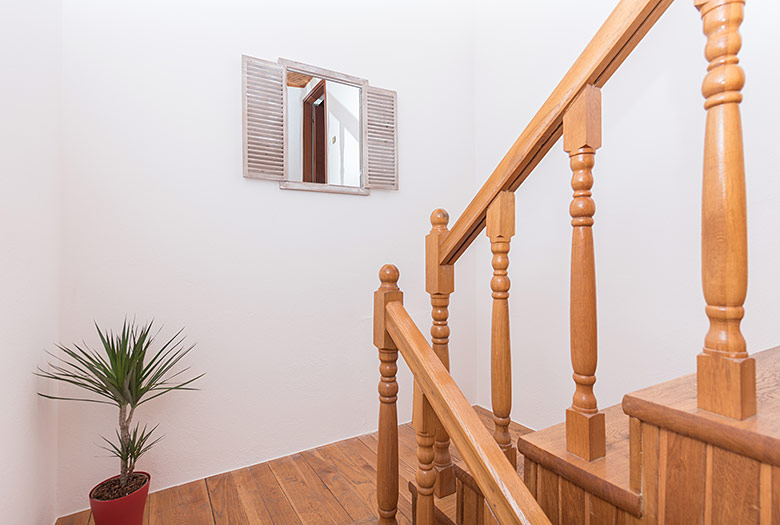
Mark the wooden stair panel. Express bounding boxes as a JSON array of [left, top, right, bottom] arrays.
[[517, 404, 639, 517], [622, 345, 780, 467], [515, 346, 780, 524], [621, 345, 780, 523]]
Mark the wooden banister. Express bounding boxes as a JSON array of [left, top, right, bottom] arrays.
[[385, 301, 550, 525], [486, 192, 517, 467], [563, 85, 606, 461], [694, 0, 756, 420], [426, 209, 456, 497], [438, 0, 674, 266], [373, 265, 403, 524]]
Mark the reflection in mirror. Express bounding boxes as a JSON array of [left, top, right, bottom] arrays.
[[287, 73, 361, 187]]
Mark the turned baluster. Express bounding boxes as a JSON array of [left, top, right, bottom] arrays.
[[413, 384, 436, 525], [486, 192, 517, 468], [426, 209, 456, 497], [563, 84, 606, 461], [374, 265, 403, 524], [694, 0, 756, 419]]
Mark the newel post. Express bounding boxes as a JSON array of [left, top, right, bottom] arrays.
[[374, 264, 403, 524], [695, 0, 756, 420], [563, 84, 606, 461], [486, 191, 517, 467], [426, 209, 456, 497]]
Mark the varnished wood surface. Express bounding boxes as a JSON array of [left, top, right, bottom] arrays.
[[425, 210, 456, 498], [438, 0, 674, 265], [486, 192, 517, 467], [695, 0, 756, 421], [386, 300, 550, 524], [562, 84, 606, 462], [374, 265, 403, 524], [623, 345, 780, 466], [523, 461, 632, 525], [413, 385, 437, 524], [55, 406, 525, 525], [517, 404, 640, 516], [639, 424, 773, 524]]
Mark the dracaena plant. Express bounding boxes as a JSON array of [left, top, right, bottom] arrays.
[[37, 320, 202, 488]]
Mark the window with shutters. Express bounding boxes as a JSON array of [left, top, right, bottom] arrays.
[[242, 56, 398, 195]]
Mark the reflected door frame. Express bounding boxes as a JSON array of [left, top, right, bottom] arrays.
[[302, 79, 327, 184]]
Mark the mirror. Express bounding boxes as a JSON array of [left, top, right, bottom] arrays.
[[242, 56, 398, 195], [286, 74, 362, 187]]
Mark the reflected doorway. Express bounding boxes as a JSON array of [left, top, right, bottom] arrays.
[[302, 80, 327, 184]]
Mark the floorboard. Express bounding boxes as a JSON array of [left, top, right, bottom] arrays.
[[248, 463, 301, 524], [55, 510, 91, 525], [207, 472, 252, 524], [268, 453, 353, 524], [55, 405, 517, 524]]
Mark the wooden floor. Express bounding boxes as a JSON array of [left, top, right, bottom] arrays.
[[56, 406, 532, 525]]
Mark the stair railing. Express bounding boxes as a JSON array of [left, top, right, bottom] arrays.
[[374, 266, 549, 524], [373, 0, 755, 522]]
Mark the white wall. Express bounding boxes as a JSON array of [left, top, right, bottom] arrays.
[[0, 2, 62, 524], [472, 0, 780, 430], [57, 0, 476, 516]]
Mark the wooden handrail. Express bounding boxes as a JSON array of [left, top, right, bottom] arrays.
[[385, 301, 550, 525], [439, 0, 674, 265]]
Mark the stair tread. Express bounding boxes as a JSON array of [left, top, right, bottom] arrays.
[[514, 345, 780, 519], [623, 344, 780, 467], [516, 403, 640, 516]]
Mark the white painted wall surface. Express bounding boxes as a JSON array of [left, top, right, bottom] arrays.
[[471, 0, 780, 431], [57, 0, 476, 516], [0, 1, 61, 524]]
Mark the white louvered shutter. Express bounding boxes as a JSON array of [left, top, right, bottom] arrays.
[[242, 56, 287, 181], [364, 86, 398, 190]]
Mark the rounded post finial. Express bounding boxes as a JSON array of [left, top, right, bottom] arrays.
[[379, 264, 400, 288], [430, 209, 449, 231]]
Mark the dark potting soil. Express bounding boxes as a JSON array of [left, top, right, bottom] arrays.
[[91, 473, 148, 501]]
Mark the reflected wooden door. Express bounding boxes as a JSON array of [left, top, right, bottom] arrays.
[[303, 80, 327, 184]]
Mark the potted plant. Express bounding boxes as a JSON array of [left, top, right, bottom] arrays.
[[37, 320, 202, 525]]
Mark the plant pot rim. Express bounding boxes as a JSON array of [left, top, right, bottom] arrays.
[[89, 471, 151, 502]]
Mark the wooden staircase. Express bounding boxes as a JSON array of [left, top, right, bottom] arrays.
[[372, 0, 777, 523], [450, 345, 780, 523]]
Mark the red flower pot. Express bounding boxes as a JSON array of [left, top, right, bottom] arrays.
[[89, 472, 150, 525]]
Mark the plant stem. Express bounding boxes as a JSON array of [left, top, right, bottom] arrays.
[[118, 404, 132, 486]]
